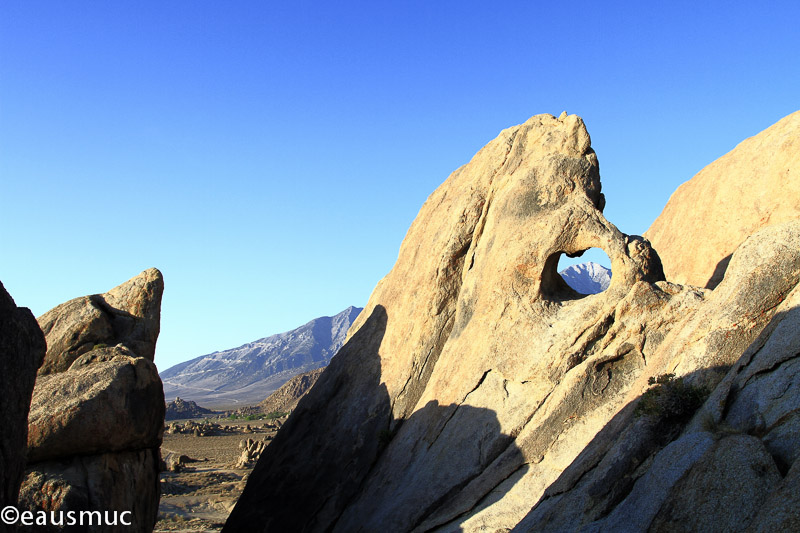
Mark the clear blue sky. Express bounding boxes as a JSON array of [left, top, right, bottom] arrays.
[[2, 1, 798, 371]]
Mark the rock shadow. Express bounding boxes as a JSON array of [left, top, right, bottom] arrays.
[[705, 253, 732, 289], [224, 305, 524, 533], [224, 304, 391, 532]]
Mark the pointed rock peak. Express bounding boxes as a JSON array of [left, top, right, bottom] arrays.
[[37, 269, 164, 374]]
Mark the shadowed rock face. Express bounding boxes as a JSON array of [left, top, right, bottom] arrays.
[[0, 282, 46, 512], [19, 269, 165, 533], [226, 113, 800, 533], [645, 109, 800, 289]]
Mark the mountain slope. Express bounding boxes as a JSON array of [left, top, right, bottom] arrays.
[[558, 261, 611, 294], [160, 306, 362, 407]]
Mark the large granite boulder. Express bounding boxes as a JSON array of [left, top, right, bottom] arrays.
[[27, 349, 164, 463], [37, 268, 163, 374], [645, 109, 800, 288], [0, 283, 46, 512], [225, 113, 800, 533], [19, 269, 165, 533], [226, 113, 674, 532]]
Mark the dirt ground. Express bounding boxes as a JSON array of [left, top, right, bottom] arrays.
[[154, 419, 278, 532]]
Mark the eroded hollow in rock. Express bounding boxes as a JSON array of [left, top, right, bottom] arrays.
[[550, 248, 613, 297]]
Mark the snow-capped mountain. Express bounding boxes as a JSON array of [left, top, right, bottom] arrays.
[[160, 306, 362, 407], [558, 262, 612, 294]]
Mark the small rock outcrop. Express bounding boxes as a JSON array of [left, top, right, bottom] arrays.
[[258, 367, 324, 415], [0, 282, 46, 512], [645, 109, 800, 288], [165, 397, 216, 421], [225, 113, 800, 533], [235, 439, 269, 469], [19, 269, 165, 533]]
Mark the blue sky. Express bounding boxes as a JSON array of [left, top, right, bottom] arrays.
[[2, 1, 798, 371]]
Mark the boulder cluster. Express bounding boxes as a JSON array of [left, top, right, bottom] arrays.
[[17, 269, 165, 533], [165, 397, 216, 421], [235, 439, 270, 469]]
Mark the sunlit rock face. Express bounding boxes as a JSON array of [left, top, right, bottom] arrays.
[[645, 109, 800, 289], [226, 113, 800, 533]]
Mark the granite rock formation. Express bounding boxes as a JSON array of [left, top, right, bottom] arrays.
[[225, 113, 800, 533], [165, 397, 216, 421], [37, 267, 163, 374], [161, 306, 362, 407], [0, 283, 46, 514], [19, 269, 165, 533], [645, 109, 800, 289], [257, 368, 324, 415], [514, 220, 800, 532]]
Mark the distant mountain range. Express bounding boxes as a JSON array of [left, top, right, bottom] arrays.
[[160, 306, 362, 407], [559, 262, 612, 294]]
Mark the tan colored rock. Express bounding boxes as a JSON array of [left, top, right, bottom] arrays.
[[226, 113, 672, 532], [0, 282, 46, 510], [236, 438, 268, 468], [21, 270, 165, 533], [27, 351, 165, 463], [37, 268, 163, 374], [645, 109, 800, 288], [226, 115, 800, 533], [517, 221, 800, 532]]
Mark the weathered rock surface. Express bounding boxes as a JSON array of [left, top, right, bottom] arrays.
[[19, 269, 165, 533], [645, 109, 800, 288], [0, 282, 46, 511], [161, 306, 362, 407], [515, 220, 800, 532], [225, 113, 672, 532], [225, 113, 800, 533], [37, 268, 163, 374], [258, 367, 324, 415], [18, 449, 160, 533], [27, 351, 164, 463]]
